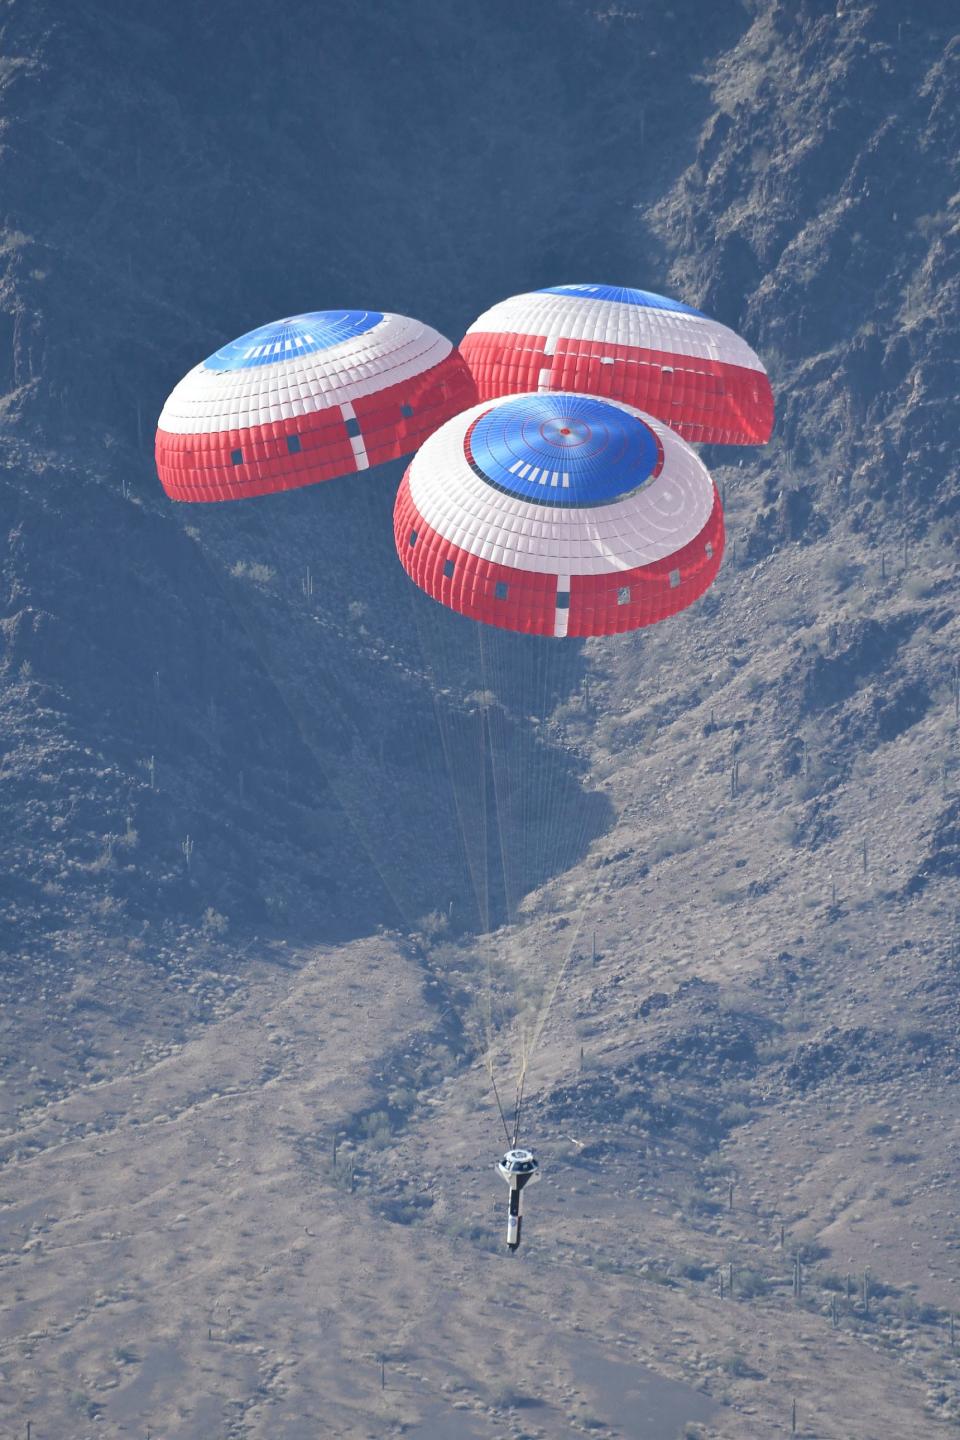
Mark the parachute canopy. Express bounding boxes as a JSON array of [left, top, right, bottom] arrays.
[[156, 309, 477, 502], [394, 391, 723, 638], [460, 283, 773, 446]]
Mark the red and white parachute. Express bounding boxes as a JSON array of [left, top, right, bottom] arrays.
[[395, 391, 722, 638], [156, 309, 476, 502], [460, 283, 773, 447]]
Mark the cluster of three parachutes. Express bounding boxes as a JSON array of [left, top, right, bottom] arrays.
[[155, 286, 774, 636]]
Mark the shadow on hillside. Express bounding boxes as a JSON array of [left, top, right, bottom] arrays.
[[183, 464, 614, 939]]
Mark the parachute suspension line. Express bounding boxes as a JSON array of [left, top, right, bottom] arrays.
[[430, 622, 505, 1130], [479, 664, 510, 1079], [478, 629, 529, 1106], [525, 830, 599, 1075], [390, 562, 460, 926], [528, 904, 584, 1060], [479, 629, 519, 930], [528, 638, 559, 936], [476, 688, 499, 1079], [479, 628, 560, 1116], [486, 626, 576, 1132], [433, 628, 510, 1149], [480, 627, 555, 1111], [481, 647, 534, 1137], [509, 637, 606, 1092], [512, 1055, 528, 1148], [476, 669, 490, 930], [544, 643, 576, 903], [403, 581, 517, 1134], [529, 636, 570, 1048], [423, 609, 490, 938], [401, 582, 496, 1105], [401, 557, 592, 1139], [488, 1057, 514, 1149]]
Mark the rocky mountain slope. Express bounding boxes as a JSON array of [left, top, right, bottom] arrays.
[[0, 1, 958, 1436]]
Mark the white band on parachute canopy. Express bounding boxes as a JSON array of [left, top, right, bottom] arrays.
[[464, 290, 764, 373], [158, 313, 452, 435]]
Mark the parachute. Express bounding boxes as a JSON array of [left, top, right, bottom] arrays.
[[155, 309, 476, 502], [390, 382, 737, 1141], [153, 282, 772, 1179], [459, 283, 773, 446], [395, 392, 722, 636]]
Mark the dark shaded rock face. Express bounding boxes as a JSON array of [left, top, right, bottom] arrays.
[[662, 2, 959, 530], [0, 0, 956, 955], [844, 675, 932, 747], [784, 1027, 878, 1090], [782, 1018, 960, 1093], [777, 616, 918, 726], [545, 978, 774, 1151], [907, 798, 960, 895], [746, 483, 828, 560]]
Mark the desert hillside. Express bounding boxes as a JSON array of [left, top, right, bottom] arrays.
[[0, 3, 958, 1436]]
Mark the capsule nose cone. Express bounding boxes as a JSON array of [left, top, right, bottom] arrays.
[[498, 1148, 540, 1182]]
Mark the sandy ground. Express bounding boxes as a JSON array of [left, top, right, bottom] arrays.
[[3, 498, 958, 1439], [1, 924, 951, 1440]]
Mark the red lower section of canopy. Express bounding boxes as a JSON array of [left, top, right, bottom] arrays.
[[155, 350, 477, 502], [460, 331, 773, 446], [394, 472, 725, 638]]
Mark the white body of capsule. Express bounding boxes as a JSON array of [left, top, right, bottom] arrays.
[[497, 1148, 540, 1252]]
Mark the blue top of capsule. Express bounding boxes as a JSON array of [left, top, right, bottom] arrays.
[[204, 310, 384, 371], [538, 283, 704, 317], [467, 394, 659, 508]]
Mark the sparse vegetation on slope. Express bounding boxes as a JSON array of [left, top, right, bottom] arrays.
[[0, 2, 957, 1436]]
